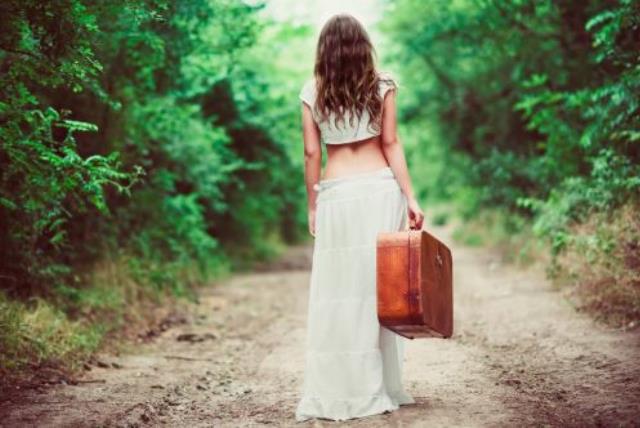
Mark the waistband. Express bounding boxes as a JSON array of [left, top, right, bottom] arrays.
[[313, 167, 395, 192]]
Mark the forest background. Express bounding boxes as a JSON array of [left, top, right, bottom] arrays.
[[1, 0, 638, 378]]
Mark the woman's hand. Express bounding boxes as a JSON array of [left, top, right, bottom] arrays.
[[308, 208, 317, 237], [407, 197, 425, 230]]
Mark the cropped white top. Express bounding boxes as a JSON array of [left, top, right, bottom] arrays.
[[298, 71, 398, 145]]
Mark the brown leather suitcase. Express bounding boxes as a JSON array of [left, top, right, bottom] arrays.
[[376, 229, 453, 339]]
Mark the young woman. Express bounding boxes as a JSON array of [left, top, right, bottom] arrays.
[[294, 14, 425, 422]]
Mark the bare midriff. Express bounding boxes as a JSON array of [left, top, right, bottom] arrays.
[[322, 135, 390, 180]]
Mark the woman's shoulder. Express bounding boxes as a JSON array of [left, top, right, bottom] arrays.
[[377, 70, 399, 96], [377, 70, 397, 82], [298, 77, 316, 106], [300, 76, 316, 91]]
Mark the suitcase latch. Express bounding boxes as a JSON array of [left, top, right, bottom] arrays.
[[436, 251, 443, 267]]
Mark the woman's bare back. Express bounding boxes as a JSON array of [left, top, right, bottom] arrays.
[[323, 135, 390, 180]]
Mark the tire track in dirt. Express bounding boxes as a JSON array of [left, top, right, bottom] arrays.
[[1, 224, 638, 427]]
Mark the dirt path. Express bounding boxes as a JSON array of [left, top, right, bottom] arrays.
[[1, 224, 639, 427]]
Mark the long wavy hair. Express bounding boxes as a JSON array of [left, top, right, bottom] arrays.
[[313, 14, 383, 133]]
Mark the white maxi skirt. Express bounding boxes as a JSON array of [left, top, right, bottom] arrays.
[[295, 166, 415, 422]]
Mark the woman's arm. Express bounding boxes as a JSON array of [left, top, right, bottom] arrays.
[[380, 89, 425, 230], [301, 103, 322, 236]]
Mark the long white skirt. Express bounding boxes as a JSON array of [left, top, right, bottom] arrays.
[[295, 166, 415, 422]]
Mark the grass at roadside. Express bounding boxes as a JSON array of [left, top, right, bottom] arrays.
[[448, 201, 640, 329], [0, 236, 290, 391], [0, 255, 206, 387], [552, 201, 640, 329], [445, 207, 548, 267]]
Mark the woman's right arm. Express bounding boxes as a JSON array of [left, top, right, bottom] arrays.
[[380, 89, 425, 230], [301, 103, 322, 237]]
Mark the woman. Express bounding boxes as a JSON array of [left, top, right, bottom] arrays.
[[294, 14, 425, 422]]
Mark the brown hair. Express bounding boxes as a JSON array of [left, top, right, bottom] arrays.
[[314, 14, 383, 133]]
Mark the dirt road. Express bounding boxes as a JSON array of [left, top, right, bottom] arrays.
[[1, 224, 639, 427]]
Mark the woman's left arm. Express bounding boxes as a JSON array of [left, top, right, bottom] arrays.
[[301, 103, 322, 237], [380, 88, 425, 230]]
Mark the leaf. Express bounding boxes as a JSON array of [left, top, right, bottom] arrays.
[[57, 120, 99, 133]]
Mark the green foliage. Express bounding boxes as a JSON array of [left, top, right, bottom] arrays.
[[384, 0, 640, 324], [0, 0, 140, 294], [383, 0, 640, 246], [0, 0, 310, 371], [1, 0, 308, 299], [525, 149, 640, 254]]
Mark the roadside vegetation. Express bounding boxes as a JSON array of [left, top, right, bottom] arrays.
[[0, 0, 313, 381], [382, 0, 640, 327]]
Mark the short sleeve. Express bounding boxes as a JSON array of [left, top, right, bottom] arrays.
[[299, 78, 316, 107], [378, 71, 398, 99]]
